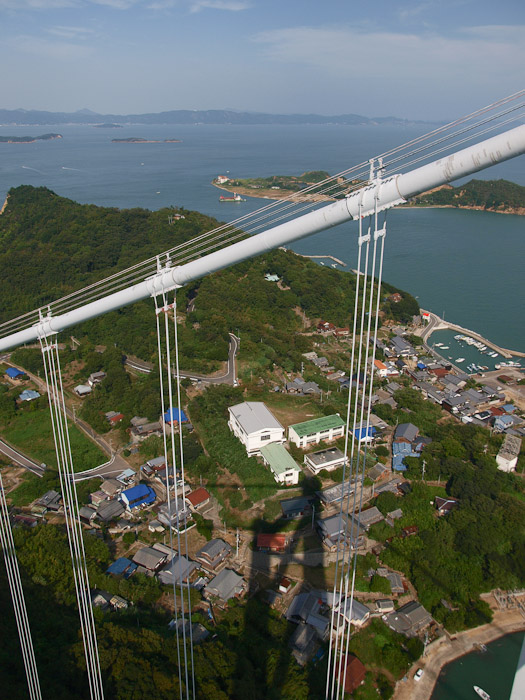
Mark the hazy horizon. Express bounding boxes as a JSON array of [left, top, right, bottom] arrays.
[[0, 1, 523, 122]]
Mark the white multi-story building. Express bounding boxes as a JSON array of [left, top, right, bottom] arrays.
[[288, 415, 345, 449], [228, 401, 285, 455]]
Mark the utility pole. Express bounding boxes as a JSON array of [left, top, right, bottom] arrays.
[[236, 528, 240, 557], [422, 460, 426, 482], [311, 503, 315, 531]]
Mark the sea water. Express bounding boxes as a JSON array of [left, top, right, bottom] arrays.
[[431, 631, 525, 700], [0, 123, 523, 350]]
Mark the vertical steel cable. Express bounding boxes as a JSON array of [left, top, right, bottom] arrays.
[[39, 334, 104, 699], [172, 289, 196, 699], [154, 292, 184, 700], [0, 471, 42, 699]]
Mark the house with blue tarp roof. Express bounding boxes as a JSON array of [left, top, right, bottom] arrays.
[[106, 557, 137, 578], [163, 407, 188, 424], [6, 367, 26, 379], [19, 389, 40, 401], [120, 484, 156, 511], [352, 426, 377, 443]]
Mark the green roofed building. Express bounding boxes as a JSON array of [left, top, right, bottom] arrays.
[[260, 443, 302, 486], [288, 415, 345, 449]]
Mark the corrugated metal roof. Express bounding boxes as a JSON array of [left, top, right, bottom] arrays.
[[229, 401, 283, 434], [260, 443, 301, 476], [289, 414, 345, 438]]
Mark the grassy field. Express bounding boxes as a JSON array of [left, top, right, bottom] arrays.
[[1, 408, 106, 473]]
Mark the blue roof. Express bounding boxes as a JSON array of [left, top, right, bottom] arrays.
[[121, 484, 156, 508], [163, 407, 188, 424], [19, 389, 40, 401], [352, 427, 377, 440], [417, 362, 427, 369], [106, 557, 133, 576], [392, 454, 408, 472], [502, 404, 517, 413], [6, 367, 25, 378]]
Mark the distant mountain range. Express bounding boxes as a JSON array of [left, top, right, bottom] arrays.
[[0, 108, 433, 127]]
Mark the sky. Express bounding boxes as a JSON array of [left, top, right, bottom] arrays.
[[0, 0, 524, 120]]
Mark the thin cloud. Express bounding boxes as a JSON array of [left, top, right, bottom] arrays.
[[0, 0, 77, 8], [253, 23, 525, 77], [190, 0, 252, 12], [46, 25, 96, 39], [7, 34, 93, 59]]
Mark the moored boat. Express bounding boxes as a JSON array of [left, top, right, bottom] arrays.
[[473, 685, 490, 700], [219, 192, 246, 202]]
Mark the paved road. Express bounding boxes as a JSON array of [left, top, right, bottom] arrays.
[[124, 333, 240, 385], [0, 438, 46, 477]]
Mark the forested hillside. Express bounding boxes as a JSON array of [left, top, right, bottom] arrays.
[[412, 178, 525, 214], [0, 186, 418, 370]]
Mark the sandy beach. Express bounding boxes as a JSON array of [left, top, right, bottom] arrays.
[[393, 598, 525, 700]]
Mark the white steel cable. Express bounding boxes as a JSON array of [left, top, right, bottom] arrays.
[[0, 471, 42, 700], [340, 208, 386, 698], [161, 293, 191, 699], [46, 340, 102, 700], [172, 290, 196, 699], [327, 211, 373, 699], [39, 336, 104, 699], [155, 294, 185, 700], [325, 204, 365, 700]]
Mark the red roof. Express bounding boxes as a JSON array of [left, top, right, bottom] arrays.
[[490, 406, 505, 416], [257, 533, 287, 550], [340, 655, 366, 693], [430, 368, 448, 378], [109, 413, 125, 424], [186, 487, 210, 507]]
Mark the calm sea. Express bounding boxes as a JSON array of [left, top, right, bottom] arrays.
[[0, 123, 523, 350], [431, 631, 525, 700]]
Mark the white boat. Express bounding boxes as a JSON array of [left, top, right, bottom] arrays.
[[441, 346, 449, 350], [456, 358, 465, 363], [473, 686, 490, 700]]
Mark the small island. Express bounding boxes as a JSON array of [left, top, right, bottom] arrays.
[[111, 137, 182, 143], [0, 133, 62, 143], [215, 172, 525, 214], [213, 170, 359, 202], [93, 123, 122, 128]]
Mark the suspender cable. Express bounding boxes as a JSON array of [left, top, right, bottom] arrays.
[[324, 211, 364, 700], [39, 335, 104, 700], [326, 205, 372, 699], [172, 289, 196, 700], [154, 281, 193, 699], [0, 472, 42, 700], [340, 208, 387, 698], [155, 292, 184, 700]]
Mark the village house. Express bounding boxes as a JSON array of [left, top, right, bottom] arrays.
[[280, 496, 312, 520], [256, 533, 289, 554], [496, 434, 522, 472], [304, 446, 347, 474], [132, 547, 168, 575], [194, 538, 232, 573], [435, 496, 459, 516], [228, 401, 285, 455], [260, 443, 302, 485], [88, 371, 106, 387], [203, 569, 246, 604], [383, 600, 432, 637], [74, 384, 92, 397], [185, 487, 211, 512], [288, 415, 345, 449], [120, 484, 156, 511]]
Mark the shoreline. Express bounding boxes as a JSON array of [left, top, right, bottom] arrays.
[[393, 604, 525, 700], [212, 182, 523, 215]]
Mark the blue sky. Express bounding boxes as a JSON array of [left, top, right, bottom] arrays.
[[0, 0, 523, 120]]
